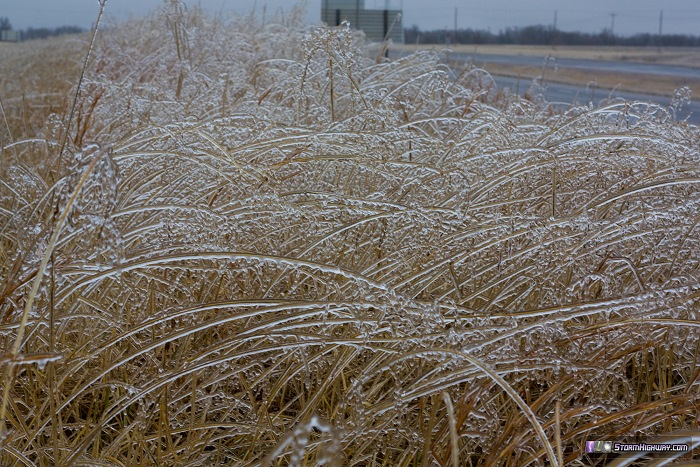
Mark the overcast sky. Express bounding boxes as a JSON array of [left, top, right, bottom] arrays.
[[1, 1, 698, 36]]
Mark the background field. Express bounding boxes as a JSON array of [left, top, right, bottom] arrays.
[[1, 4, 700, 466], [393, 43, 700, 97], [397, 44, 700, 66]]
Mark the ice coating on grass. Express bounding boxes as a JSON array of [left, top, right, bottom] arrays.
[[0, 3, 699, 466]]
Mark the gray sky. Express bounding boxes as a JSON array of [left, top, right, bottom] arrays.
[[0, 1, 698, 36]]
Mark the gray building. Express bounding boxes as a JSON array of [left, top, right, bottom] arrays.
[[321, 0, 403, 43], [1, 30, 20, 42]]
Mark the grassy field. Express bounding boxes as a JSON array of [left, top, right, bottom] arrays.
[[396, 44, 700, 67], [1, 4, 700, 466], [394, 43, 700, 97]]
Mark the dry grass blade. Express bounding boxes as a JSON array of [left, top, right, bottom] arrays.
[[0, 2, 699, 465]]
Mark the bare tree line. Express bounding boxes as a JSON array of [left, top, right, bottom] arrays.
[[405, 23, 700, 47]]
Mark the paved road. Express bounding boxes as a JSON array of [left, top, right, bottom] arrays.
[[390, 50, 699, 124], [456, 52, 700, 80], [491, 75, 699, 124]]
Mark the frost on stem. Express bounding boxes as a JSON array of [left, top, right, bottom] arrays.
[[669, 86, 692, 119], [58, 142, 123, 268], [263, 414, 343, 466], [1, 6, 699, 466]]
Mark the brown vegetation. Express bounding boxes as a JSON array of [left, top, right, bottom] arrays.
[[1, 4, 699, 466]]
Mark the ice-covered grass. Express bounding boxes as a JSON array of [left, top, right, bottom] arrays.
[[1, 3, 700, 465]]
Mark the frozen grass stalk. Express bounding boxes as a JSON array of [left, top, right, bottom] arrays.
[[0, 0, 108, 442], [0, 2, 699, 465]]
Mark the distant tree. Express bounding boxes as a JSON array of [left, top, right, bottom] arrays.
[[20, 25, 84, 41], [404, 24, 420, 43], [404, 24, 700, 47], [0, 17, 12, 32]]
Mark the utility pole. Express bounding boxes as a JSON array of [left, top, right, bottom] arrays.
[[658, 10, 663, 52], [610, 13, 616, 35], [553, 10, 557, 31], [452, 7, 457, 44]]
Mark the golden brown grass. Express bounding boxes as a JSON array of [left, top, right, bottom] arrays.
[[0, 35, 86, 148], [1, 4, 700, 466]]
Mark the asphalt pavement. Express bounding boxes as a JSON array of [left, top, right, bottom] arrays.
[[390, 49, 699, 124], [456, 52, 700, 81], [491, 74, 699, 124]]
